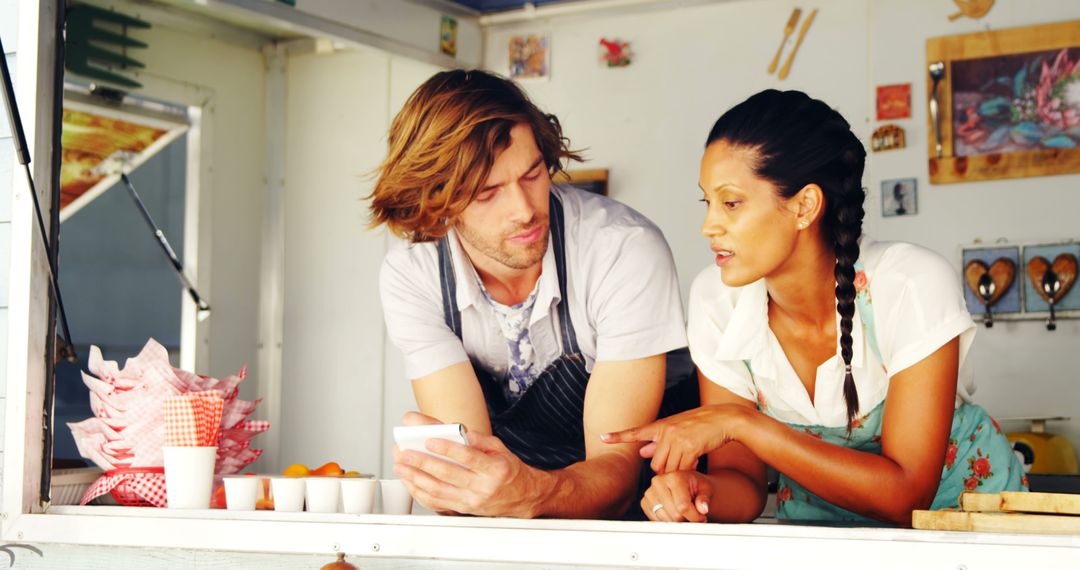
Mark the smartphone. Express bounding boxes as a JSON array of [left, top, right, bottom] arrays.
[[393, 423, 470, 466]]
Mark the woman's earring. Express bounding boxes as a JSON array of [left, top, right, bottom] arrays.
[[798, 220, 808, 229]]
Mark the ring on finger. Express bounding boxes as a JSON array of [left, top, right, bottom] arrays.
[[651, 503, 665, 514]]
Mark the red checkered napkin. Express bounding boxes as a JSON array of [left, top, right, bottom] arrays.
[[80, 470, 168, 507], [163, 390, 224, 447]]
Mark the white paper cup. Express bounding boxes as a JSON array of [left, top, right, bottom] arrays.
[[223, 476, 258, 511], [340, 477, 377, 514], [163, 446, 217, 509], [304, 477, 341, 513], [379, 479, 413, 515], [271, 477, 306, 512]]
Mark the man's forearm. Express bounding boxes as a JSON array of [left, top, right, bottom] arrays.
[[529, 453, 641, 519]]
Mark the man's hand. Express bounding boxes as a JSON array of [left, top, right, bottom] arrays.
[[642, 470, 714, 523], [393, 428, 549, 518]]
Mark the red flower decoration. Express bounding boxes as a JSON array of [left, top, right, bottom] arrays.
[[944, 442, 958, 470], [971, 457, 992, 478], [777, 486, 792, 502], [853, 271, 868, 293], [964, 476, 980, 491]]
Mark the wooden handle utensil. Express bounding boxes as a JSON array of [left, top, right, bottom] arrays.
[[768, 8, 802, 74], [779, 8, 817, 80]]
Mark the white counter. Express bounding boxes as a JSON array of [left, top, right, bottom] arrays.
[[13, 505, 1077, 569]]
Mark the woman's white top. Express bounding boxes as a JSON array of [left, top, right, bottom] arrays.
[[687, 239, 976, 428]]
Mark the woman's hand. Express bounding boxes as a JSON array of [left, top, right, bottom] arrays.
[[641, 470, 714, 523], [602, 404, 752, 473]]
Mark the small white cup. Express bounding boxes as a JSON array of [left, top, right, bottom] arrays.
[[304, 477, 341, 513], [223, 476, 258, 511], [271, 477, 306, 512], [340, 477, 378, 514], [163, 446, 218, 509], [379, 479, 413, 515]]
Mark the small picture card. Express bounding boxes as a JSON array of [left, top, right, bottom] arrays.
[[876, 83, 912, 120], [509, 33, 550, 80], [440, 16, 458, 57], [881, 177, 918, 217]]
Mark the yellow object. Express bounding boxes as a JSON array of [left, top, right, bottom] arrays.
[[1008, 432, 1079, 475], [282, 463, 310, 477], [768, 8, 801, 74], [311, 461, 345, 476], [948, 0, 994, 21], [778, 8, 817, 80]]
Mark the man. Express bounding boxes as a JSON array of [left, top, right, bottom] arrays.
[[371, 70, 690, 519]]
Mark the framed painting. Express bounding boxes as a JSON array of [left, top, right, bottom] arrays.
[[925, 20, 1080, 184]]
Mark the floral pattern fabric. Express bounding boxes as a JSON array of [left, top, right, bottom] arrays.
[[767, 261, 1026, 522], [477, 278, 541, 402], [770, 400, 1028, 522]]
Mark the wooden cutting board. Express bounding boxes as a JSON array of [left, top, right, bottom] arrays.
[[960, 491, 1080, 515], [913, 491, 1080, 534], [913, 509, 1080, 535]]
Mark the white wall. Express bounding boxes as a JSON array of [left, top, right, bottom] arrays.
[[279, 46, 391, 475], [484, 0, 1080, 446], [279, 47, 440, 477], [865, 0, 1080, 445], [296, 0, 482, 66], [0, 0, 17, 492]]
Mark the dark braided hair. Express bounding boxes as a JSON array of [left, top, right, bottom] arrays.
[[706, 90, 867, 428]]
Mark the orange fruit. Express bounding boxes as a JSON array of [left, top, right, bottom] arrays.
[[311, 461, 344, 477], [256, 478, 274, 510], [211, 485, 227, 509], [283, 463, 310, 477]]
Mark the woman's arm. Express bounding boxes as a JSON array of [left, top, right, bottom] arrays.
[[737, 338, 959, 525], [607, 339, 960, 525]]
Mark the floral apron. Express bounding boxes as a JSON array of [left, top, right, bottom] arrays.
[[753, 263, 1028, 522]]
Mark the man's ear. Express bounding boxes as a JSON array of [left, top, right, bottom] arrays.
[[793, 183, 825, 229]]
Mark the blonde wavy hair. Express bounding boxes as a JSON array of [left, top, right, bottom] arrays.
[[369, 69, 582, 242]]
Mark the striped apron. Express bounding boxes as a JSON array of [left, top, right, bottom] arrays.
[[438, 193, 697, 473]]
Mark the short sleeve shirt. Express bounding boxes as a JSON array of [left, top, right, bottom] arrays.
[[687, 239, 976, 428], [380, 185, 688, 380]]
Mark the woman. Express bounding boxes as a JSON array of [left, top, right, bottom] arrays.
[[602, 90, 1026, 525]]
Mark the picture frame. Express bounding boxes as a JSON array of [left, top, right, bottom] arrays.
[[876, 83, 911, 120], [925, 20, 1080, 184], [880, 177, 917, 217], [553, 168, 608, 196], [439, 16, 458, 57], [509, 33, 551, 81]]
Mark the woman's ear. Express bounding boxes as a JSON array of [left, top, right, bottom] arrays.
[[793, 183, 825, 229]]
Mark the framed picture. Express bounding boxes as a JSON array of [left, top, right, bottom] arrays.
[[509, 33, 550, 80], [880, 177, 917, 217], [876, 83, 911, 120], [439, 16, 458, 57], [925, 20, 1080, 184], [553, 168, 608, 196]]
